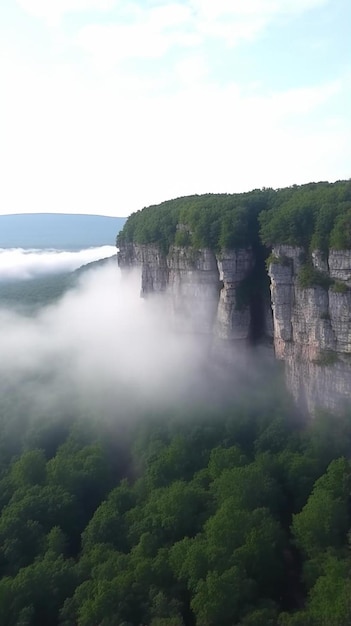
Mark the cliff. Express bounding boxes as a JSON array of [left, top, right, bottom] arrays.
[[116, 180, 351, 415], [269, 246, 351, 413], [118, 242, 271, 345], [118, 240, 351, 414]]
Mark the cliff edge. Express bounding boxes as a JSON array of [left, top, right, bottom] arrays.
[[269, 246, 351, 413], [117, 181, 351, 414]]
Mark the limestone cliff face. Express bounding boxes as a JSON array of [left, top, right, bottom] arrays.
[[215, 249, 254, 341], [269, 245, 351, 413], [118, 241, 351, 413], [167, 246, 220, 333], [117, 243, 258, 341], [117, 243, 168, 295]]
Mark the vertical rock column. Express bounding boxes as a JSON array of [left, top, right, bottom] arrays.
[[215, 249, 254, 342], [167, 247, 221, 334], [139, 245, 169, 296], [269, 245, 351, 413]]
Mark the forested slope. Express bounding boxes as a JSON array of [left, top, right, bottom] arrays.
[[0, 379, 351, 625]]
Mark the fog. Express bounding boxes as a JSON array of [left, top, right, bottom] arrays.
[[0, 262, 226, 425], [0, 251, 285, 438], [0, 245, 116, 281]]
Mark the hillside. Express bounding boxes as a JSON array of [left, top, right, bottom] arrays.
[[0, 213, 126, 249]]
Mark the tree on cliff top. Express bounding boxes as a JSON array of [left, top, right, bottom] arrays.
[[117, 180, 351, 256]]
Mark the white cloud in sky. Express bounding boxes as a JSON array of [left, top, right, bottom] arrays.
[[1, 47, 348, 215], [0, 0, 349, 216], [75, 3, 195, 66], [73, 0, 330, 66], [0, 246, 116, 281], [16, 0, 117, 25]]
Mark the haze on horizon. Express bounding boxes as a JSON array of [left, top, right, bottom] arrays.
[[0, 0, 350, 219]]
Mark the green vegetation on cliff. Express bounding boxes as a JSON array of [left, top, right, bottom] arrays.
[[117, 180, 351, 256], [117, 190, 275, 253], [259, 180, 351, 252]]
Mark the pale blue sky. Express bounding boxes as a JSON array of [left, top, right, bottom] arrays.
[[0, 0, 350, 217]]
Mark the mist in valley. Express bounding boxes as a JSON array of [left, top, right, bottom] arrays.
[[0, 253, 283, 435], [0, 261, 222, 428], [1, 251, 344, 626]]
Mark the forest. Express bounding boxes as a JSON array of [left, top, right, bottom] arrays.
[[0, 367, 351, 626], [117, 179, 351, 256]]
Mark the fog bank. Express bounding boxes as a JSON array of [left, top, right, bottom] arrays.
[[0, 246, 116, 281], [0, 263, 218, 423]]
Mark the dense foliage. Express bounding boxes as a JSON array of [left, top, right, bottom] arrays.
[[117, 191, 275, 253], [1, 379, 351, 626], [117, 180, 351, 256], [259, 180, 351, 252]]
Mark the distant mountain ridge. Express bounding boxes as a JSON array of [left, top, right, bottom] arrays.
[[0, 213, 126, 249]]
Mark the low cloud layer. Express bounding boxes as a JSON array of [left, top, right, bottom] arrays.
[[0, 246, 116, 281], [0, 263, 218, 424]]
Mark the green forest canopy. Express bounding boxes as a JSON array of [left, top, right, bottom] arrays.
[[1, 375, 351, 625], [117, 179, 351, 254]]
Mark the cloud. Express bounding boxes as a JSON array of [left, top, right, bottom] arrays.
[[75, 3, 195, 64], [174, 54, 209, 85], [16, 0, 118, 25], [2, 0, 349, 217], [73, 0, 329, 66], [0, 264, 221, 421], [0, 54, 349, 216], [0, 246, 116, 281], [0, 25, 349, 218], [21, 0, 328, 60]]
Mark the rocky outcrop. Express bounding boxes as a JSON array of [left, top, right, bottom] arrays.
[[215, 249, 254, 341], [117, 243, 168, 295], [269, 245, 351, 413], [118, 243, 262, 341], [167, 246, 220, 333], [118, 240, 351, 414]]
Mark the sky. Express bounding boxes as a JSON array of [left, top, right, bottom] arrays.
[[0, 0, 350, 218]]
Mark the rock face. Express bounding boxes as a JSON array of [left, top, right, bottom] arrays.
[[117, 243, 168, 295], [118, 241, 351, 413], [215, 249, 254, 341], [167, 246, 220, 333], [269, 245, 351, 413], [118, 243, 261, 341]]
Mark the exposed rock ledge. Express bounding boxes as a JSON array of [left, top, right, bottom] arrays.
[[119, 242, 351, 414], [268, 245, 351, 413], [118, 242, 270, 343]]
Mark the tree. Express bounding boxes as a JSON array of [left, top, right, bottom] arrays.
[[292, 458, 351, 558], [307, 556, 351, 626], [191, 566, 256, 626]]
